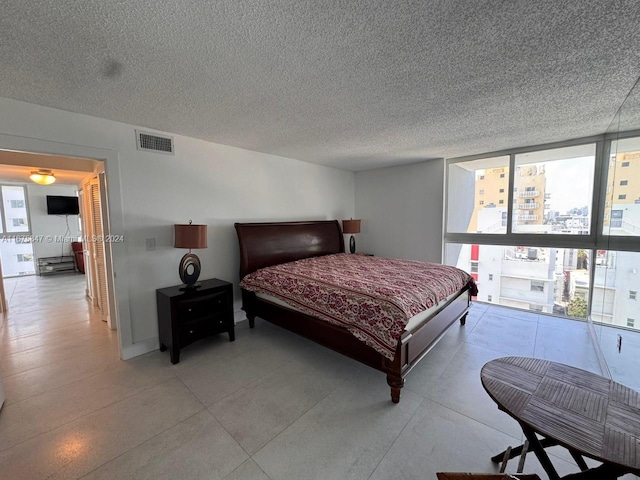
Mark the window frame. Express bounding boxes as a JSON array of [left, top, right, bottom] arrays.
[[445, 130, 640, 253], [444, 130, 640, 323], [0, 184, 32, 238], [530, 280, 545, 292]]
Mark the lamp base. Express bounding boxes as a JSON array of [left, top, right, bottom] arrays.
[[179, 252, 202, 287], [179, 283, 201, 291], [349, 235, 356, 254]]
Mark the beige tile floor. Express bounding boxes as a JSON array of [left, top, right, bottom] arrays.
[[0, 274, 637, 479]]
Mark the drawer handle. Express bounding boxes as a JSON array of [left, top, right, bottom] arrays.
[[188, 308, 192, 312], [189, 330, 194, 334]]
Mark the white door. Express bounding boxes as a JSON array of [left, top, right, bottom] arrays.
[[90, 177, 110, 325], [98, 172, 116, 330], [78, 188, 92, 299]]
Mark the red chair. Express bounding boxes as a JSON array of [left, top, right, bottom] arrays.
[[71, 242, 85, 274]]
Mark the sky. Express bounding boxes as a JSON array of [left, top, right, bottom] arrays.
[[537, 156, 595, 214]]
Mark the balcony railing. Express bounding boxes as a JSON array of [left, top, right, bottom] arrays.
[[608, 220, 640, 235], [518, 202, 540, 209], [519, 191, 540, 198], [518, 214, 539, 221]]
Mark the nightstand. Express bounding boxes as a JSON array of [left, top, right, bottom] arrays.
[[156, 278, 235, 364]]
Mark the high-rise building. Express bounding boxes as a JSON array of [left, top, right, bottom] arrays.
[[604, 150, 640, 233], [468, 164, 548, 233], [514, 164, 547, 227], [468, 166, 510, 232]]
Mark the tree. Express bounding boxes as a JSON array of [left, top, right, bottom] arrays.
[[577, 249, 588, 270], [568, 296, 587, 318]]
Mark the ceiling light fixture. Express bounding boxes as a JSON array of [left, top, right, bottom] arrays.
[[30, 169, 56, 185]]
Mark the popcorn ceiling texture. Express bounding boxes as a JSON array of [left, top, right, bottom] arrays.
[[1, 0, 640, 171]]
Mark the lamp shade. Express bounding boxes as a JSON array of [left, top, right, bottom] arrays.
[[174, 223, 207, 249], [342, 219, 361, 234]]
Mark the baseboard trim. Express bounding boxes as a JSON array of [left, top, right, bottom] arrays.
[[121, 313, 248, 360], [234, 310, 247, 323], [121, 336, 159, 360]]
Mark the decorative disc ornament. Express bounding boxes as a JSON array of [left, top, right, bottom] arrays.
[[179, 253, 201, 287]]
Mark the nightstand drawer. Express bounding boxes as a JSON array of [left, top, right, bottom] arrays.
[[178, 320, 213, 348], [177, 291, 229, 322]]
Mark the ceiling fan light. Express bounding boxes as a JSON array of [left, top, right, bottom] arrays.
[[30, 170, 56, 185]]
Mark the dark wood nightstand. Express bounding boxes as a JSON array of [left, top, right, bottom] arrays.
[[156, 278, 235, 364]]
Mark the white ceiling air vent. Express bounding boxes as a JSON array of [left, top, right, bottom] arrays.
[[135, 130, 174, 155]]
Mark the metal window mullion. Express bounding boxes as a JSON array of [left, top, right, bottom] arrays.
[[444, 232, 600, 249], [442, 158, 452, 263], [506, 153, 515, 235], [22, 185, 33, 236], [0, 185, 8, 234], [586, 139, 608, 323], [594, 139, 611, 249], [587, 247, 597, 322]]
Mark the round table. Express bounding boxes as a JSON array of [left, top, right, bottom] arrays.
[[481, 356, 640, 480]]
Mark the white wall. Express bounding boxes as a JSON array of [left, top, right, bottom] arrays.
[[0, 97, 355, 357], [355, 160, 444, 262], [26, 184, 81, 258]]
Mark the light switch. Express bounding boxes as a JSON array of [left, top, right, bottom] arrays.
[[145, 238, 156, 251]]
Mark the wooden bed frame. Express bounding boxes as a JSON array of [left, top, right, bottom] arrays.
[[235, 220, 471, 403]]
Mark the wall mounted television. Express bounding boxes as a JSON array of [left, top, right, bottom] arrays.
[[46, 195, 80, 215]]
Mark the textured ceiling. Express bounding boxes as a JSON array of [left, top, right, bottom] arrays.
[[2, 1, 640, 171]]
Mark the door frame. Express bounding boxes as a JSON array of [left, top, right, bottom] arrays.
[[0, 133, 132, 359]]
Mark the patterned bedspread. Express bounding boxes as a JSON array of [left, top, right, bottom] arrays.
[[240, 253, 477, 360]]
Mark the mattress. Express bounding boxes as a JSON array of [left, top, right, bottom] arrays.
[[241, 253, 474, 360], [255, 290, 460, 332]]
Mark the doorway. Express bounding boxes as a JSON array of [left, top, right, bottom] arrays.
[[0, 133, 132, 360], [0, 149, 116, 336]]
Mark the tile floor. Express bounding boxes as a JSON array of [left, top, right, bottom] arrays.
[[0, 274, 637, 479]]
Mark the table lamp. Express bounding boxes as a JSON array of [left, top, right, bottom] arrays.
[[174, 220, 207, 289], [342, 219, 361, 254]]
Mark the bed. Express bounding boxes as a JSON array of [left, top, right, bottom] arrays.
[[235, 220, 474, 403]]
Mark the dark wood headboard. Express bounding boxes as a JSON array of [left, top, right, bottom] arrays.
[[234, 220, 345, 279]]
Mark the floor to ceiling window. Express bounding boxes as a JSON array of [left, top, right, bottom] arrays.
[[444, 135, 640, 337], [0, 184, 35, 277]]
